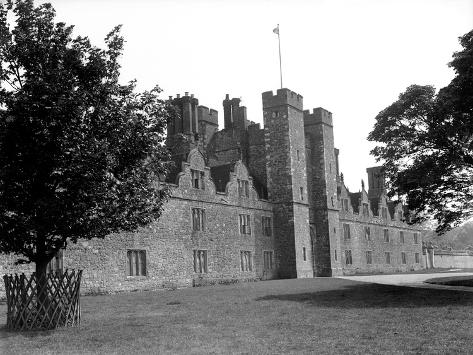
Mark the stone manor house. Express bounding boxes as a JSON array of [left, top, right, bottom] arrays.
[[0, 88, 423, 296]]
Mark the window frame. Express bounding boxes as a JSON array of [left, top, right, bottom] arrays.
[[401, 252, 407, 264], [126, 249, 147, 277], [192, 207, 206, 231], [385, 251, 391, 264], [191, 169, 205, 190], [343, 223, 351, 240], [240, 250, 253, 272], [384, 229, 390, 243], [239, 214, 251, 235], [193, 249, 208, 273], [345, 250, 353, 265], [262, 216, 272, 237], [366, 250, 373, 265]]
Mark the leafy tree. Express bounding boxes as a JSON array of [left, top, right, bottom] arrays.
[[0, 0, 173, 279], [368, 29, 473, 234]]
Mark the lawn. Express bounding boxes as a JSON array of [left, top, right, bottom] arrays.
[[1, 278, 472, 354]]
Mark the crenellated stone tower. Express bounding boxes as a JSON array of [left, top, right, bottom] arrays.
[[304, 108, 343, 276], [262, 89, 313, 278]]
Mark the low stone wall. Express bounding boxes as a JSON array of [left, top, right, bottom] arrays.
[[433, 250, 473, 269]]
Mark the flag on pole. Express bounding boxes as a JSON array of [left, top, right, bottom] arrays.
[[273, 25, 279, 35]]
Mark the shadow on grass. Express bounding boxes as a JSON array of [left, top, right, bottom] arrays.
[[425, 276, 473, 287], [0, 324, 58, 338], [256, 283, 473, 308]]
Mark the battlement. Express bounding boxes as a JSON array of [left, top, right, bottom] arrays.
[[198, 105, 218, 126], [262, 88, 303, 111], [303, 107, 333, 126]]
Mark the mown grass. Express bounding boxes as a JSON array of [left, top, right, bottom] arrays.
[[1, 278, 472, 354]]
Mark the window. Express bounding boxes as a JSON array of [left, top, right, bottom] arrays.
[[385, 252, 391, 264], [398, 210, 403, 221], [300, 187, 304, 200], [364, 226, 371, 241], [193, 250, 208, 273], [345, 250, 352, 265], [362, 203, 369, 217], [366, 251, 372, 264], [381, 207, 388, 219], [334, 249, 337, 261], [303, 247, 307, 261], [415, 252, 420, 264], [297, 150, 300, 161], [240, 251, 252, 271], [401, 252, 407, 264], [127, 250, 147, 276], [413, 232, 419, 244], [384, 229, 390, 243], [192, 208, 205, 231], [238, 179, 249, 198], [343, 224, 351, 240], [263, 251, 273, 270], [191, 169, 205, 189], [343, 199, 349, 212], [47, 250, 63, 275], [262, 216, 272, 236], [400, 231, 405, 244], [239, 214, 251, 235]]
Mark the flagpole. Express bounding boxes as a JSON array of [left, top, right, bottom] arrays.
[[277, 24, 283, 89]]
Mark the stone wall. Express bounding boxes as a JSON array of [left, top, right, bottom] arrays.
[[430, 250, 473, 269], [0, 149, 276, 299]]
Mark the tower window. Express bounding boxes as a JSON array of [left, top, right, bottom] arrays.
[[345, 250, 352, 265], [300, 187, 304, 200], [343, 224, 351, 240], [297, 150, 300, 161], [366, 251, 373, 264], [303, 247, 307, 261]]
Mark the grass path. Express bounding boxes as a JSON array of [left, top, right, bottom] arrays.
[[1, 278, 473, 354]]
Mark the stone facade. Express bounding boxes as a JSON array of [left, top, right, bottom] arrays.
[[0, 87, 424, 298]]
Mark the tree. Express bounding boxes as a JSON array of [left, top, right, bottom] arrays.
[[0, 0, 173, 279], [368, 29, 473, 234]]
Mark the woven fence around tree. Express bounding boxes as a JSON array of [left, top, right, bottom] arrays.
[[3, 269, 82, 330]]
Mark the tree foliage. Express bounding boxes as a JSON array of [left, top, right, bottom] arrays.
[[0, 0, 173, 275], [368, 29, 473, 234]]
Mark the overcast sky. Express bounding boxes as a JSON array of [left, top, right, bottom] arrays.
[[40, 0, 472, 191]]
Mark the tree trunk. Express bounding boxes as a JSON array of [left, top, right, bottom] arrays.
[[35, 257, 50, 322]]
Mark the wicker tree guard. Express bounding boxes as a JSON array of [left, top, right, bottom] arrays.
[[3, 269, 82, 330]]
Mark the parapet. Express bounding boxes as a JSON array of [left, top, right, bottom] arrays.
[[303, 107, 333, 126], [198, 105, 218, 126], [262, 88, 303, 111]]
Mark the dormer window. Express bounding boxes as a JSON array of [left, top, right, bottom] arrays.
[[191, 169, 204, 190], [238, 179, 249, 197]]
